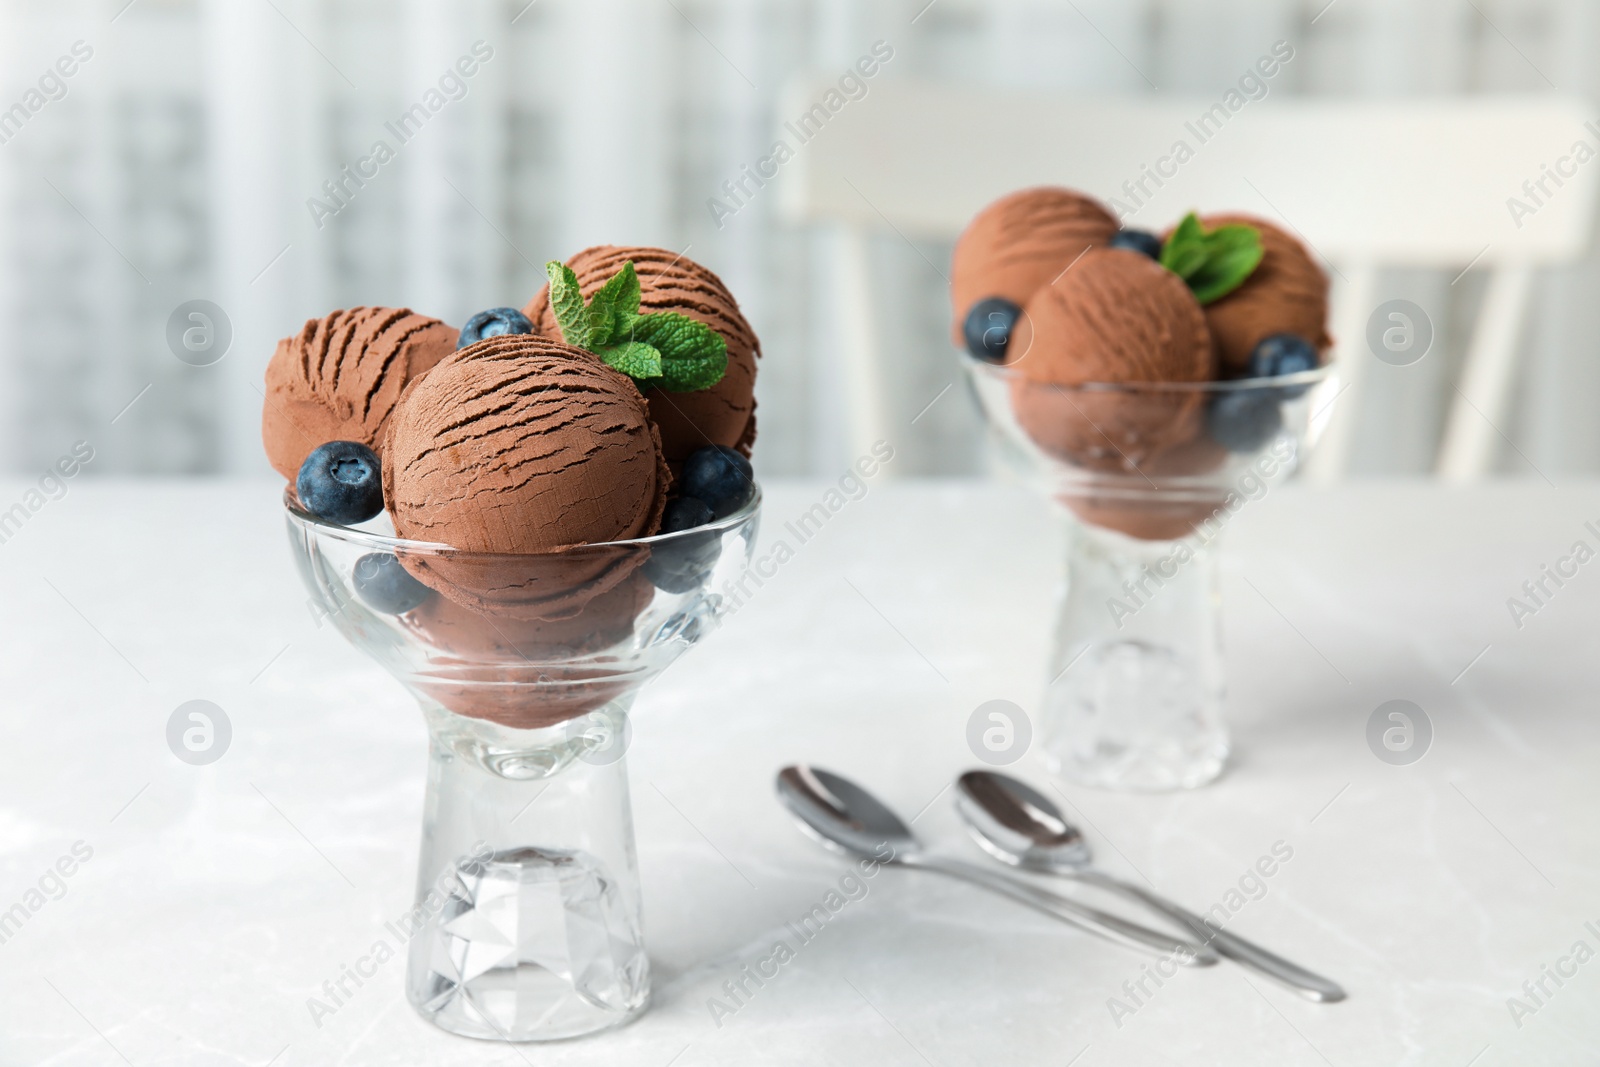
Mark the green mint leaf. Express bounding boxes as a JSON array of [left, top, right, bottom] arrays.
[[631, 312, 728, 392], [1170, 212, 1205, 245], [586, 298, 614, 347], [546, 261, 591, 348], [1159, 213, 1208, 280], [585, 262, 643, 347], [599, 341, 663, 381], [1188, 224, 1263, 304], [1165, 243, 1209, 282], [1157, 214, 1264, 305], [658, 354, 726, 393]]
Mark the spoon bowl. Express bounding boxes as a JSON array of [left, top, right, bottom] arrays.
[[956, 770, 1089, 870], [777, 765, 919, 861]]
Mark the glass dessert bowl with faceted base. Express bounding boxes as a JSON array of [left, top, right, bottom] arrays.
[[285, 487, 760, 1041], [963, 357, 1336, 791]]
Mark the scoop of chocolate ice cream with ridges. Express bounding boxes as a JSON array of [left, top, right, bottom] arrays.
[[950, 186, 1119, 348], [1006, 247, 1215, 472], [383, 334, 670, 620], [524, 245, 759, 467], [1007, 247, 1213, 385], [1194, 213, 1331, 375], [261, 307, 457, 481]]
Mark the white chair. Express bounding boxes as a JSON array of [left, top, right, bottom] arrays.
[[776, 82, 1599, 480]]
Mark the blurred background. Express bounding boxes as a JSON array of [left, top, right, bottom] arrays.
[[2, 0, 1599, 481]]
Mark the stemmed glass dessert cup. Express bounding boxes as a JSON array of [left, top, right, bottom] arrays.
[[285, 487, 760, 1042], [962, 357, 1336, 791]]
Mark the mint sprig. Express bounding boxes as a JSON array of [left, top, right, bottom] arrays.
[[1159, 213, 1264, 304], [545, 260, 728, 392]]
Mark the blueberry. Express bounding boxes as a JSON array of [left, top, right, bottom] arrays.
[[1246, 333, 1319, 398], [1108, 229, 1163, 260], [962, 297, 1022, 362], [352, 552, 432, 614], [680, 446, 755, 519], [644, 498, 720, 594], [296, 441, 384, 525], [661, 496, 714, 533], [1206, 390, 1283, 453], [458, 307, 534, 348]]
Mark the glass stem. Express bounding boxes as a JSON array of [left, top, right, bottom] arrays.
[[404, 698, 649, 1041], [1041, 519, 1229, 791]]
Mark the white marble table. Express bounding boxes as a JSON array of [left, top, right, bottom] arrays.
[[1, 479, 1597, 1066]]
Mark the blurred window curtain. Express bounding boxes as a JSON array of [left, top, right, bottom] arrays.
[[0, 0, 1596, 477]]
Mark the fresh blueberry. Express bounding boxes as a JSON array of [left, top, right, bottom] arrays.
[[680, 446, 755, 519], [1247, 333, 1319, 398], [661, 496, 714, 533], [1206, 389, 1283, 453], [352, 552, 432, 614], [458, 307, 534, 348], [644, 498, 721, 594], [296, 441, 384, 525], [1108, 229, 1163, 260], [962, 297, 1022, 362]]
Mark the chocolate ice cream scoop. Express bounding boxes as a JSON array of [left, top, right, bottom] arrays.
[[951, 187, 1119, 348], [403, 571, 654, 729], [1004, 248, 1214, 471], [1060, 431, 1230, 541], [1194, 213, 1330, 374], [383, 333, 669, 619], [1008, 248, 1214, 387], [525, 246, 759, 466], [261, 307, 457, 480]]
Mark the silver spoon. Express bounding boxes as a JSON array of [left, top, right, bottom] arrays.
[[955, 770, 1347, 1003], [776, 765, 1217, 965]]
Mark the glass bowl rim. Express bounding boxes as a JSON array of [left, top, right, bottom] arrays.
[[959, 351, 1336, 394], [283, 483, 763, 557]]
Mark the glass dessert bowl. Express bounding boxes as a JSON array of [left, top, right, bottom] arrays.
[[285, 487, 760, 1041], [963, 356, 1336, 791]]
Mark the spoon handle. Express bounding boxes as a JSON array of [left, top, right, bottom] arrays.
[[1071, 870, 1346, 1002], [906, 856, 1217, 964]]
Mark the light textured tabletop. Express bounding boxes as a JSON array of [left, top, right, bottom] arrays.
[[1, 479, 1597, 1066]]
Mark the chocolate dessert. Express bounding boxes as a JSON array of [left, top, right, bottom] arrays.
[[950, 186, 1119, 349], [1196, 213, 1331, 374], [526, 245, 759, 467], [262, 307, 456, 480]]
